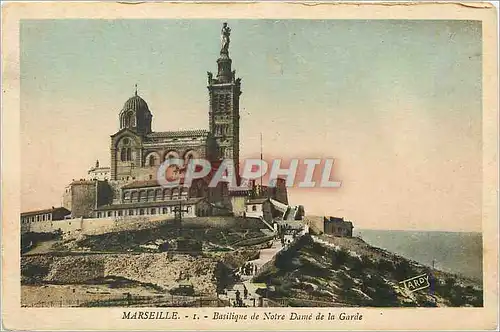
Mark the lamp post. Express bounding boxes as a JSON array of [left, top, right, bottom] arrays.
[[173, 199, 189, 237]]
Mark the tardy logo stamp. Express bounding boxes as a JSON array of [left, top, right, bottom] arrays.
[[399, 274, 431, 293]]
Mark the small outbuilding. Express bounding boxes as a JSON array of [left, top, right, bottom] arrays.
[[323, 216, 354, 237]]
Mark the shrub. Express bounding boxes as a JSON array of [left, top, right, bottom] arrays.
[[274, 282, 293, 297], [361, 274, 399, 307], [369, 286, 399, 307], [293, 282, 315, 293], [449, 292, 467, 307], [470, 295, 483, 307], [337, 271, 354, 289], [420, 299, 438, 307], [445, 277, 456, 289], [331, 249, 349, 269], [392, 260, 413, 280], [310, 242, 327, 256], [436, 277, 457, 298], [295, 234, 314, 248], [347, 257, 365, 275], [376, 259, 395, 274], [275, 249, 298, 271], [299, 258, 331, 278], [360, 255, 373, 268]]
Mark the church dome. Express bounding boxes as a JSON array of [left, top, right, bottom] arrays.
[[122, 93, 149, 113], [119, 90, 153, 134]]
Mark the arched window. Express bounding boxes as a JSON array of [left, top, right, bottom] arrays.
[[124, 112, 134, 127], [121, 147, 132, 162], [184, 150, 197, 166], [252, 205, 257, 211], [149, 155, 156, 166], [164, 151, 179, 161]]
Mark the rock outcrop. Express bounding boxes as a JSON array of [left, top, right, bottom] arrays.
[[22, 253, 222, 295]]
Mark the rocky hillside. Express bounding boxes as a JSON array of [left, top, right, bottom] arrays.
[[254, 234, 483, 307], [21, 216, 272, 305], [22, 249, 258, 296], [43, 220, 269, 253]]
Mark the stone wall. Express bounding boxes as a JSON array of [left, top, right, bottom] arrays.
[[62, 180, 113, 215], [70, 181, 97, 218], [81, 215, 166, 235], [25, 215, 266, 237], [303, 215, 325, 234], [274, 178, 289, 205], [96, 181, 114, 207], [62, 185, 72, 211], [26, 215, 168, 236], [180, 216, 264, 229], [29, 219, 83, 233]]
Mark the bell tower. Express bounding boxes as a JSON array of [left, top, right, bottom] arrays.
[[207, 23, 242, 176]]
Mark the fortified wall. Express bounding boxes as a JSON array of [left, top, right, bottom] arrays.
[[27, 215, 166, 235], [25, 215, 266, 236], [62, 180, 115, 218]]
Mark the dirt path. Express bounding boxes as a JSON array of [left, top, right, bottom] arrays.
[[24, 240, 59, 255]]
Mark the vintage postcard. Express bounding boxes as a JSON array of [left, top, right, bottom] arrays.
[[2, 1, 498, 331]]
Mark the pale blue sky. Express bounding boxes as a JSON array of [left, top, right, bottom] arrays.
[[21, 20, 482, 231]]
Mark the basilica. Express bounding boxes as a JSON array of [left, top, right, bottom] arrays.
[[112, 24, 240, 183], [111, 23, 240, 182], [22, 23, 290, 231], [63, 23, 286, 220]]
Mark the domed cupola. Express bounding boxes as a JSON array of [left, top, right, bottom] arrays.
[[123, 94, 149, 112], [119, 86, 153, 134]]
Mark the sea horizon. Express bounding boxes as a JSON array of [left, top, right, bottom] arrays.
[[354, 228, 483, 282]]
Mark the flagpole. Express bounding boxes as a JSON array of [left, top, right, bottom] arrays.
[[260, 132, 263, 190]]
